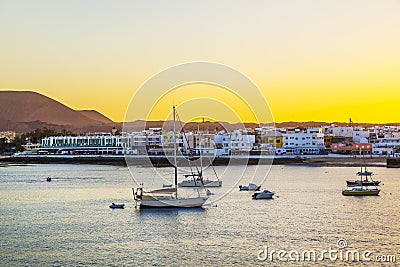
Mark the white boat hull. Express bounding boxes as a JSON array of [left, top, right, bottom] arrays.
[[178, 179, 222, 187], [139, 196, 208, 208], [252, 191, 274, 199], [239, 183, 261, 191], [342, 188, 380, 196]]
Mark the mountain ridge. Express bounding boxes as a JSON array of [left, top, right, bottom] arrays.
[[0, 91, 117, 133]]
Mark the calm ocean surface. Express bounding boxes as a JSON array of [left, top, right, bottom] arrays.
[[0, 164, 399, 266]]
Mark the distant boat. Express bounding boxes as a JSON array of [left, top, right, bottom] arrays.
[[206, 189, 214, 196], [133, 107, 208, 209], [109, 203, 125, 209], [46, 177, 51, 182], [346, 169, 380, 187], [342, 150, 380, 196], [239, 183, 261, 191], [252, 190, 274, 199], [346, 180, 380, 187], [163, 183, 172, 188], [179, 173, 222, 187], [178, 133, 222, 188]]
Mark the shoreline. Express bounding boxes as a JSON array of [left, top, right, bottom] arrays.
[[0, 155, 390, 167]]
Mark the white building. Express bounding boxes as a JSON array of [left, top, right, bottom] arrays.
[[282, 128, 325, 155], [41, 133, 128, 155], [331, 126, 353, 138], [181, 132, 216, 156], [352, 127, 370, 143], [214, 131, 231, 156], [372, 146, 394, 156], [130, 133, 147, 147], [374, 133, 400, 153], [230, 130, 255, 154]]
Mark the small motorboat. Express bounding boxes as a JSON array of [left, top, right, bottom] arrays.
[[252, 190, 275, 199], [163, 183, 172, 188], [239, 183, 261, 191], [109, 203, 125, 209]]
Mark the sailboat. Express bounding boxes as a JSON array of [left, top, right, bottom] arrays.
[[346, 168, 380, 187], [342, 151, 380, 196], [342, 187, 380, 196], [178, 122, 222, 188], [133, 106, 208, 208]]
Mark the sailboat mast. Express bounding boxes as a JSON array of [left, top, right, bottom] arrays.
[[199, 125, 203, 178], [359, 148, 362, 174], [173, 106, 178, 196]]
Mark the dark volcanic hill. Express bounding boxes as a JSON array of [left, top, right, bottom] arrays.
[[0, 91, 118, 133]]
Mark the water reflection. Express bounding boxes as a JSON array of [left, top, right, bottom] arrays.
[[1, 164, 399, 266], [135, 207, 206, 217]]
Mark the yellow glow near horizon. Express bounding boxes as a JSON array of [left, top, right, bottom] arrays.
[[144, 84, 259, 123]]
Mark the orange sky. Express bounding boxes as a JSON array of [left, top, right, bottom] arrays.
[[1, 1, 399, 123]]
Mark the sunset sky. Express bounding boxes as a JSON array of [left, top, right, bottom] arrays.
[[1, 1, 399, 123]]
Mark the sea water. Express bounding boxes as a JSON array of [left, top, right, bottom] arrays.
[[0, 164, 399, 266]]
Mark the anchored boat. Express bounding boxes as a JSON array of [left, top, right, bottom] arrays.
[[346, 169, 380, 187], [239, 183, 261, 191], [342, 187, 380, 196], [109, 203, 125, 209], [133, 107, 208, 208], [252, 190, 275, 199], [178, 173, 222, 187], [342, 151, 381, 196]]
